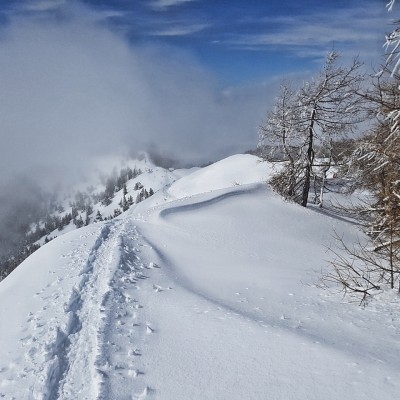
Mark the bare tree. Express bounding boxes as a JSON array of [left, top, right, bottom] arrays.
[[259, 51, 365, 207], [296, 52, 365, 206], [322, 2, 400, 301], [323, 207, 400, 303], [351, 91, 400, 291], [385, 0, 400, 75], [259, 82, 303, 200], [322, 233, 383, 305]]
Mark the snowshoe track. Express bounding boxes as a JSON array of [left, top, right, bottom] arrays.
[[46, 222, 118, 400], [19, 219, 161, 400]]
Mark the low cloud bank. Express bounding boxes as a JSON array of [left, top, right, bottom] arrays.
[[0, 5, 275, 191]]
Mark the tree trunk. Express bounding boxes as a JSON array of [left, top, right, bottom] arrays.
[[390, 221, 394, 289], [301, 108, 316, 207]]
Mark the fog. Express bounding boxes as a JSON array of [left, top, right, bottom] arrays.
[[0, 5, 279, 259], [0, 7, 276, 191]]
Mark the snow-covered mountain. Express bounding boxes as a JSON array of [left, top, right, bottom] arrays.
[[0, 153, 195, 279], [0, 154, 398, 400]]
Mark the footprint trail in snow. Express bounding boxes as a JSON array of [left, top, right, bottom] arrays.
[[8, 219, 162, 400]]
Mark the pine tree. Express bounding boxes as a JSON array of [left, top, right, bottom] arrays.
[[95, 210, 103, 222], [85, 212, 91, 226], [122, 195, 129, 211], [134, 182, 143, 191], [136, 190, 144, 204], [73, 215, 84, 228]]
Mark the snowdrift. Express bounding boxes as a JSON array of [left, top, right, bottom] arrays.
[[0, 154, 398, 400]]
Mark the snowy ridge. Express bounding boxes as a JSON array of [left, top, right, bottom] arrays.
[[159, 182, 265, 218], [144, 184, 400, 368], [0, 154, 399, 400]]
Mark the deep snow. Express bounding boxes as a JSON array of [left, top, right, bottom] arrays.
[[0, 154, 399, 400]]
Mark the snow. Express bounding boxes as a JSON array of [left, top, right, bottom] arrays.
[[0, 154, 399, 399], [166, 154, 272, 199]]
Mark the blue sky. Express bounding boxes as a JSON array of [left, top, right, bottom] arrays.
[[0, 0, 394, 184], [0, 0, 388, 85]]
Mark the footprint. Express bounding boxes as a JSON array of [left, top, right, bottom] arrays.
[[146, 324, 154, 334], [128, 369, 143, 378], [135, 386, 153, 399], [129, 348, 141, 357], [152, 284, 163, 292]]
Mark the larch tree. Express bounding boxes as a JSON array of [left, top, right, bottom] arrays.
[[259, 51, 365, 207], [321, 1, 400, 302], [296, 51, 365, 206], [351, 2, 400, 291], [351, 1, 400, 292], [259, 82, 303, 201]]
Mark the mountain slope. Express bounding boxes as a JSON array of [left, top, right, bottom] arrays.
[[0, 155, 398, 400]]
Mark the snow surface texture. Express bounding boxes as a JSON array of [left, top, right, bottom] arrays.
[[0, 154, 399, 400]]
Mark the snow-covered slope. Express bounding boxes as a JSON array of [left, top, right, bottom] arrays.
[[166, 154, 272, 199], [0, 154, 398, 400]]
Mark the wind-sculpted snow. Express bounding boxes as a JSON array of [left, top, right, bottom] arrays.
[[159, 183, 265, 219], [0, 154, 399, 399], [165, 154, 272, 200], [144, 186, 400, 368], [134, 184, 400, 399]]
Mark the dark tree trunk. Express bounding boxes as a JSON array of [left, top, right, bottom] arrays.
[[301, 108, 316, 207]]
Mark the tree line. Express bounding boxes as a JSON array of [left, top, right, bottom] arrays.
[[0, 165, 155, 282], [258, 2, 400, 303]]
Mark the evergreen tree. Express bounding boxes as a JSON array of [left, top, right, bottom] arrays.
[[73, 215, 84, 228], [95, 210, 103, 222], [134, 182, 143, 191], [122, 195, 129, 211]]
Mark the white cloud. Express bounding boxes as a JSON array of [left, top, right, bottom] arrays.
[[0, 6, 272, 189], [20, 0, 68, 12], [224, 5, 386, 61], [151, 23, 208, 36], [12, 1, 126, 24], [150, 0, 198, 10]]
